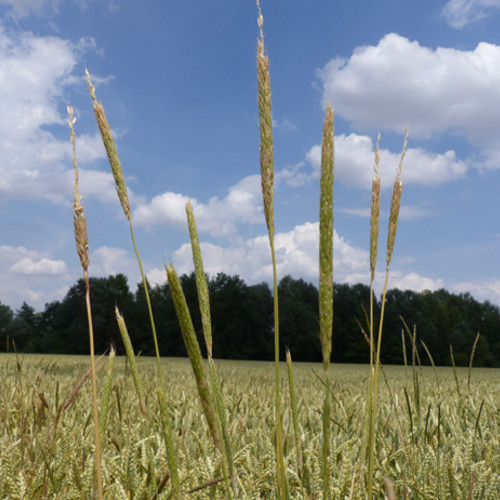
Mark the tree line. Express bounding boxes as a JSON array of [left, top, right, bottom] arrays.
[[1, 272, 500, 367]]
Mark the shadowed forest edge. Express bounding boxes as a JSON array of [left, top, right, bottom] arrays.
[[2, 272, 499, 366]]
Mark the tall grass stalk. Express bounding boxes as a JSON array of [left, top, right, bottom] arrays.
[[67, 104, 104, 500], [468, 332, 480, 391], [318, 101, 334, 499], [367, 127, 408, 498], [99, 346, 115, 440], [366, 133, 381, 497], [85, 70, 181, 496], [285, 349, 304, 488], [85, 70, 163, 382], [256, 3, 287, 497], [186, 199, 235, 497]]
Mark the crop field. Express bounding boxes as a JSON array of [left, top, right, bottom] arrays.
[[0, 354, 499, 498]]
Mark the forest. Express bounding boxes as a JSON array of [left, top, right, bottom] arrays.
[[1, 272, 500, 367]]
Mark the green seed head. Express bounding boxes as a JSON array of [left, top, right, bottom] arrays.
[[319, 101, 334, 372]]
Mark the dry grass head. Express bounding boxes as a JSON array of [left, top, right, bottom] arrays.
[[85, 69, 131, 221], [386, 127, 408, 267], [256, 3, 274, 240], [68, 104, 89, 271], [370, 133, 381, 282]]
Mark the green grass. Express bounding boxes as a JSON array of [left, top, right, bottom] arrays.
[[1, 354, 499, 498]]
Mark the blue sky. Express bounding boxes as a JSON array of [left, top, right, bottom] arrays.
[[1, 0, 500, 311]]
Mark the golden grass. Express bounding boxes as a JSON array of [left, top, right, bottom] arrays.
[[1, 356, 499, 498], [67, 104, 104, 500], [256, 2, 288, 497]]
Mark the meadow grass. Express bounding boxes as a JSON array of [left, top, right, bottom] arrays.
[[0, 355, 499, 498]]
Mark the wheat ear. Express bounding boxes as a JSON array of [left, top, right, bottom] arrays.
[[368, 127, 408, 498], [256, 3, 288, 497], [115, 307, 145, 414], [68, 104, 104, 500], [286, 349, 304, 485], [85, 70, 164, 381], [99, 347, 115, 440], [367, 133, 381, 497], [166, 263, 222, 452]]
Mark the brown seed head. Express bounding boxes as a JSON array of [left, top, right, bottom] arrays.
[[370, 134, 381, 281], [386, 129, 408, 268], [68, 104, 89, 271]]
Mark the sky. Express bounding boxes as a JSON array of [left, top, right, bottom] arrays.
[[1, 0, 500, 312]]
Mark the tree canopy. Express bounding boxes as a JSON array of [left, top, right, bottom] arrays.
[[2, 273, 500, 367]]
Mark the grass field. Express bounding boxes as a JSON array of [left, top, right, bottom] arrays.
[[0, 353, 499, 498]]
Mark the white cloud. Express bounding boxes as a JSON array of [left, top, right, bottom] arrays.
[[296, 133, 466, 189], [0, 245, 70, 309], [133, 175, 263, 238], [386, 271, 444, 293], [0, 27, 107, 203], [452, 279, 500, 303], [146, 267, 167, 287], [169, 222, 453, 306], [317, 34, 500, 166], [89, 246, 137, 278], [171, 222, 368, 285], [442, 0, 500, 28], [10, 257, 66, 275]]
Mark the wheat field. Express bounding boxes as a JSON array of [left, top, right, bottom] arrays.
[[0, 354, 498, 498]]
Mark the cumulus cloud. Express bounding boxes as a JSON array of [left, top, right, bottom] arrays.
[[10, 257, 66, 275], [89, 246, 137, 278], [289, 133, 467, 190], [171, 222, 368, 285], [442, 0, 500, 28], [168, 222, 450, 306], [317, 34, 500, 167], [0, 245, 70, 309], [0, 26, 109, 204], [133, 175, 263, 237], [452, 279, 500, 303], [386, 271, 444, 293]]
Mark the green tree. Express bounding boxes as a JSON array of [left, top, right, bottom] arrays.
[[10, 302, 40, 352], [332, 283, 374, 363], [278, 275, 320, 361], [39, 274, 134, 354], [0, 303, 14, 352], [209, 273, 273, 359]]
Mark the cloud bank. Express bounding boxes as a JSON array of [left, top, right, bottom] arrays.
[[318, 33, 500, 168]]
